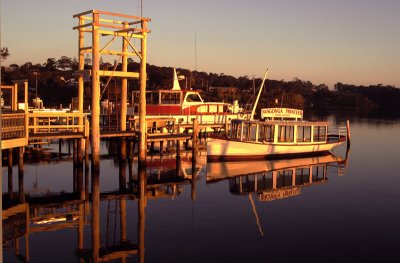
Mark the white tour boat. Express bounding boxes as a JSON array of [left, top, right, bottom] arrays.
[[207, 70, 349, 161]]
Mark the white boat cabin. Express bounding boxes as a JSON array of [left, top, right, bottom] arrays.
[[230, 108, 328, 145]]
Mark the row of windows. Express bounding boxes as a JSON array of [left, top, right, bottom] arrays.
[[228, 165, 326, 193], [231, 123, 327, 143], [139, 92, 203, 105]]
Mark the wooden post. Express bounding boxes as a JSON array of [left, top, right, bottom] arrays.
[[120, 22, 128, 132], [8, 149, 14, 200], [119, 139, 127, 191], [160, 141, 164, 156], [120, 198, 127, 242], [138, 167, 146, 263], [78, 200, 84, 258], [18, 147, 25, 203], [138, 20, 148, 167], [84, 138, 90, 202], [12, 82, 18, 112], [73, 139, 78, 193], [78, 16, 85, 139], [225, 115, 229, 136], [346, 120, 351, 149], [91, 11, 101, 167], [176, 140, 181, 176], [128, 140, 134, 184], [91, 166, 100, 262], [23, 81, 29, 145], [193, 118, 199, 155]]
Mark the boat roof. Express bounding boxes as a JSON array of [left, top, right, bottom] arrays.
[[233, 119, 329, 126]]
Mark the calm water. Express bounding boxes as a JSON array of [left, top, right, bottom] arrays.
[[2, 116, 400, 263]]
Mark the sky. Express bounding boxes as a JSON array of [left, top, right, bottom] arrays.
[[1, 0, 399, 88]]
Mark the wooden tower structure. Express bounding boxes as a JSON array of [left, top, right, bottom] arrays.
[[73, 10, 150, 167]]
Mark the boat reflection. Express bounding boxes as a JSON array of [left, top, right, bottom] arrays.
[[206, 153, 347, 199]]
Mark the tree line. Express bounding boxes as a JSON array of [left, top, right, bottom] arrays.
[[1, 51, 399, 117]]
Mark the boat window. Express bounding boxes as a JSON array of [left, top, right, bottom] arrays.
[[242, 124, 257, 141], [312, 165, 326, 182], [297, 126, 311, 142], [278, 125, 294, 142], [258, 124, 274, 142], [230, 121, 241, 139], [313, 126, 326, 142], [257, 171, 273, 190], [276, 170, 293, 188], [185, 93, 203, 102], [161, 92, 181, 104], [146, 92, 159, 104], [295, 167, 311, 185]]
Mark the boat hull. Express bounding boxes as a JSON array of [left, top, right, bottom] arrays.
[[207, 137, 345, 162]]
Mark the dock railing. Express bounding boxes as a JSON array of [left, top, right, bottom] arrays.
[[1, 113, 26, 140], [28, 111, 89, 136]]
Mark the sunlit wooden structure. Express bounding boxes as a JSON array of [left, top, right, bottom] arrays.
[[73, 10, 150, 167], [1, 81, 28, 150]]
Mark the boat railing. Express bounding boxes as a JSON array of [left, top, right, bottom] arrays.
[[328, 125, 348, 142]]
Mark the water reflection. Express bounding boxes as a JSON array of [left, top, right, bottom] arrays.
[[2, 142, 202, 263], [206, 153, 347, 198]]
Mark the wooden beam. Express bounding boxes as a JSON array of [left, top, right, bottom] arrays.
[[100, 71, 139, 78], [99, 30, 145, 38], [73, 23, 94, 30], [73, 10, 97, 18], [100, 50, 140, 57], [97, 10, 151, 21], [74, 70, 140, 78]]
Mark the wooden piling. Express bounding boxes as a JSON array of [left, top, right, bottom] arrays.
[[8, 149, 14, 200], [160, 141, 164, 156], [18, 147, 25, 203], [73, 140, 78, 193], [138, 167, 146, 263], [128, 140, 134, 183], [192, 118, 199, 158], [78, 16, 85, 148], [119, 139, 127, 191], [120, 198, 127, 242], [120, 22, 128, 132], [91, 166, 100, 262], [176, 140, 181, 176], [138, 20, 148, 167], [84, 138, 90, 202], [91, 11, 101, 167]]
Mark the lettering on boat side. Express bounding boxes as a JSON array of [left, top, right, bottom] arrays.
[[261, 108, 303, 119], [258, 187, 301, 201]]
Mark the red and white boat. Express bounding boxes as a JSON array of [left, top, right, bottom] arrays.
[[129, 68, 247, 128]]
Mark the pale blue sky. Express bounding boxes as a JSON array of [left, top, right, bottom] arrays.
[[1, 0, 399, 87]]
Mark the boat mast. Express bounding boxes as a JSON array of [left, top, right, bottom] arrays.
[[250, 69, 269, 121]]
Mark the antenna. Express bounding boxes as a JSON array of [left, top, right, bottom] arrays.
[[137, 0, 143, 16], [194, 33, 198, 71]]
